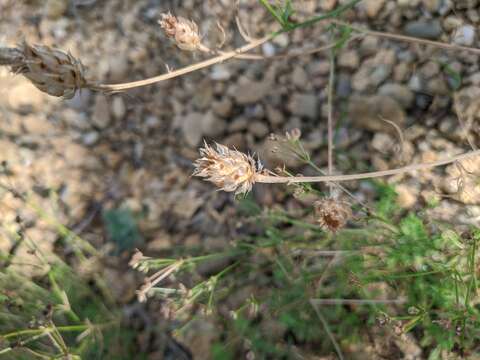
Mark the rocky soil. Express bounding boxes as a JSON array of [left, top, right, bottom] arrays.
[[1, 0, 480, 358]]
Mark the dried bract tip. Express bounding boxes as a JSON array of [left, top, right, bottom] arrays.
[[314, 198, 352, 233], [0, 47, 23, 66], [193, 142, 262, 195], [12, 42, 86, 99], [159, 12, 202, 52]]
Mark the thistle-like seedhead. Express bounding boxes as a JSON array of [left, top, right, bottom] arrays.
[[314, 198, 352, 233], [12, 41, 86, 99], [159, 12, 202, 52], [193, 142, 262, 196]]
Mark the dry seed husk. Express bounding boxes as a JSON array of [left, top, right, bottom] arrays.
[[11, 42, 87, 99]]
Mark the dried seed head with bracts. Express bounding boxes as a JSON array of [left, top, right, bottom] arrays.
[[314, 198, 352, 233], [159, 12, 204, 52], [193, 142, 262, 196], [11, 41, 87, 99]]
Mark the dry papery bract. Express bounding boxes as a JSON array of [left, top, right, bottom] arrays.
[[159, 12, 206, 52], [314, 198, 352, 233], [11, 41, 87, 99], [193, 142, 262, 196]]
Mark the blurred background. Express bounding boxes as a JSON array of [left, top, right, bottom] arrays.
[[1, 0, 480, 358]]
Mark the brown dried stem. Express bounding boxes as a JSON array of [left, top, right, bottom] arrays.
[[254, 149, 480, 184], [332, 19, 480, 55], [327, 46, 335, 193], [93, 34, 274, 93]]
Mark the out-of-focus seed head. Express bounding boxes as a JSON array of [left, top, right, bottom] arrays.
[[159, 12, 202, 52], [193, 142, 262, 195], [314, 198, 352, 233], [12, 41, 86, 99]]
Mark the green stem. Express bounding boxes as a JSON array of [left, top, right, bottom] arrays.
[[287, 0, 362, 31], [2, 322, 115, 340], [259, 0, 285, 27]]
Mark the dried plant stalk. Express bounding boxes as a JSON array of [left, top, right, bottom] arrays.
[[194, 142, 480, 193]]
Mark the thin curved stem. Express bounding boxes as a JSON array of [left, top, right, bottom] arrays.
[[93, 34, 274, 93], [255, 149, 480, 184], [332, 19, 480, 55]]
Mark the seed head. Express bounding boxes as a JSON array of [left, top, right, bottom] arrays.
[[314, 198, 352, 233], [12, 41, 86, 99], [193, 142, 262, 195], [159, 12, 202, 52]]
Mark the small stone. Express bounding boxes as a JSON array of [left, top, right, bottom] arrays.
[[111, 96, 126, 120], [107, 56, 129, 82], [212, 98, 233, 117], [394, 63, 410, 82], [336, 73, 352, 98], [229, 117, 248, 132], [420, 61, 440, 78], [427, 77, 449, 95], [91, 95, 111, 129], [408, 74, 424, 91], [422, 0, 441, 12], [182, 112, 203, 147], [272, 33, 289, 48], [266, 105, 285, 126], [223, 132, 245, 149], [443, 16, 463, 32], [396, 184, 418, 209], [404, 20, 443, 39], [8, 83, 46, 113], [308, 60, 330, 76], [193, 83, 213, 110], [291, 66, 309, 89], [65, 89, 91, 110], [364, 0, 386, 17], [349, 95, 406, 133], [371, 133, 395, 153], [82, 131, 100, 146], [262, 43, 276, 57], [359, 36, 380, 56], [233, 77, 272, 105], [338, 50, 360, 69], [45, 0, 68, 19], [379, 83, 414, 108], [288, 93, 318, 119], [320, 0, 337, 11], [210, 64, 231, 81], [201, 111, 226, 137], [248, 121, 269, 138], [453, 25, 476, 46], [63, 109, 90, 130]]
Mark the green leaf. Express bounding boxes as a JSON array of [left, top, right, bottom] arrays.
[[103, 208, 143, 252]]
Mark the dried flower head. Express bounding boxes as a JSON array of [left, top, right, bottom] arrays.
[[193, 142, 262, 195], [159, 12, 202, 52], [11, 41, 86, 99], [314, 198, 352, 232]]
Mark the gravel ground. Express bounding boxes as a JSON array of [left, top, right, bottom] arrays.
[[1, 0, 480, 358]]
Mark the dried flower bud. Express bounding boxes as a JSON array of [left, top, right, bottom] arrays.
[[193, 142, 262, 195], [12, 41, 86, 99], [159, 12, 202, 52], [285, 128, 301, 141], [314, 198, 352, 232]]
